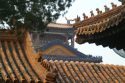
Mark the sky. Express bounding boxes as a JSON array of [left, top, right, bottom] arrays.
[[57, 0, 125, 66]]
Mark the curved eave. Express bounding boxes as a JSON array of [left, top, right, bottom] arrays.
[[38, 40, 80, 53], [74, 4, 124, 28], [75, 5, 125, 35], [47, 22, 73, 28], [42, 55, 102, 63], [76, 18, 125, 50], [37, 40, 92, 57], [0, 31, 50, 82], [113, 48, 125, 58]]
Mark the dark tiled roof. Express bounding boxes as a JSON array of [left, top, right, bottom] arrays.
[[42, 55, 102, 63], [42, 59, 125, 83]]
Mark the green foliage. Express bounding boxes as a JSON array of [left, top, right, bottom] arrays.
[[0, 0, 74, 31]]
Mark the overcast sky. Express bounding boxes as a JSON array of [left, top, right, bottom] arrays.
[[57, 0, 125, 65]]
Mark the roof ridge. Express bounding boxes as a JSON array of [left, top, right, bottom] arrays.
[[74, 3, 124, 28]]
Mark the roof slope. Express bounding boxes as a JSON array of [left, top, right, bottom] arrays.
[[0, 31, 49, 83], [47, 23, 73, 28], [75, 3, 125, 50], [0, 30, 125, 83], [39, 40, 102, 63], [75, 4, 125, 35], [42, 59, 125, 83]]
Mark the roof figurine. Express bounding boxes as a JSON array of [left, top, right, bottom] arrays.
[[65, 15, 80, 24], [96, 8, 102, 15], [74, 15, 81, 23], [104, 5, 110, 12], [123, 0, 125, 4], [90, 10, 94, 17], [111, 2, 117, 9], [65, 17, 73, 24], [75, 2, 125, 51], [83, 13, 88, 20], [119, 0, 125, 4]]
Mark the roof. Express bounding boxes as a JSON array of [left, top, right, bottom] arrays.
[[0, 31, 51, 83], [42, 59, 125, 83], [75, 4, 125, 35], [47, 23, 74, 36], [74, 4, 125, 50], [47, 23, 73, 28], [39, 40, 79, 52], [42, 55, 102, 63], [0, 30, 125, 83], [76, 17, 125, 48], [31, 32, 68, 49], [39, 40, 102, 63], [113, 48, 125, 58], [46, 27, 74, 35]]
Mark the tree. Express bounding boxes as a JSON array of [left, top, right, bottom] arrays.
[[0, 0, 74, 31]]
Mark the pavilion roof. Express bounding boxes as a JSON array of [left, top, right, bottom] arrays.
[[47, 22, 73, 29], [39, 40, 102, 63]]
